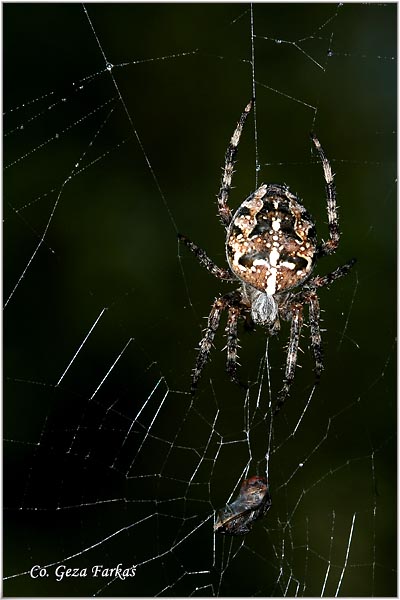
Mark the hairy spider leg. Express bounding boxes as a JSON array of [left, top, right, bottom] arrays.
[[191, 291, 242, 394], [274, 257, 356, 412], [310, 133, 340, 257], [305, 258, 356, 289], [225, 305, 241, 383], [217, 100, 253, 229], [307, 291, 323, 377], [178, 233, 234, 281], [275, 305, 304, 413], [191, 297, 225, 394]]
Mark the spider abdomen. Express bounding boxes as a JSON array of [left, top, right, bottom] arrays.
[[226, 183, 317, 295]]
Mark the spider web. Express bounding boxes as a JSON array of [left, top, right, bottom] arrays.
[[4, 3, 396, 597]]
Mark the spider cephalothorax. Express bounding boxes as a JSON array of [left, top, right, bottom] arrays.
[[179, 100, 355, 411]]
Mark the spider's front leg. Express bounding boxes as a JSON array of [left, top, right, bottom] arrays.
[[298, 259, 357, 381], [307, 291, 323, 378], [225, 305, 241, 384], [191, 297, 226, 394], [191, 291, 242, 394], [275, 259, 356, 412], [274, 304, 304, 413]]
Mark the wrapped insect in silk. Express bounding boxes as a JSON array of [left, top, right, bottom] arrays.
[[214, 475, 271, 536]]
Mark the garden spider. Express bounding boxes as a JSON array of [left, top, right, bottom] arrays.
[[179, 100, 355, 411]]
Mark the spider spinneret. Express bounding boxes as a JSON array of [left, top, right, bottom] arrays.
[[179, 100, 355, 411]]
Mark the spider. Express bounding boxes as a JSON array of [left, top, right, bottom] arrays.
[[179, 100, 355, 411]]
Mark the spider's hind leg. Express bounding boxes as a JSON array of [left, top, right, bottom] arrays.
[[310, 133, 340, 257], [217, 100, 253, 229]]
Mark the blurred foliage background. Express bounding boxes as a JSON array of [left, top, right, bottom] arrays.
[[4, 3, 396, 597]]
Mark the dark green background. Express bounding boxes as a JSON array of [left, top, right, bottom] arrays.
[[4, 3, 396, 597]]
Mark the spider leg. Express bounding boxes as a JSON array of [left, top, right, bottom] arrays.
[[305, 258, 356, 370], [191, 297, 226, 393], [305, 258, 356, 290], [277, 258, 356, 407], [307, 291, 323, 378], [310, 133, 340, 257], [225, 305, 241, 383], [178, 233, 235, 281], [217, 100, 253, 229], [191, 291, 243, 393], [274, 304, 304, 413]]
